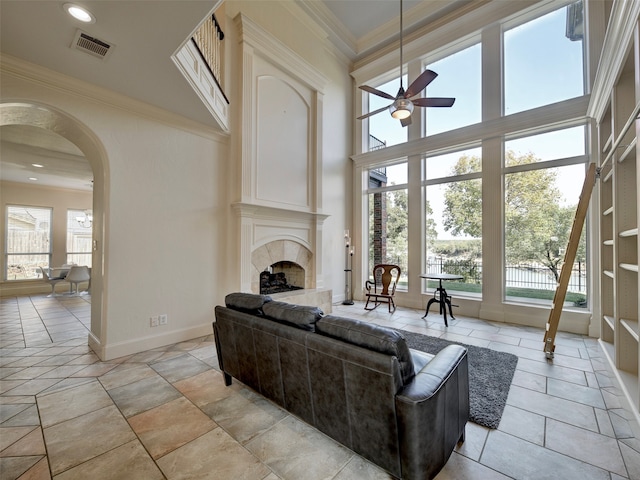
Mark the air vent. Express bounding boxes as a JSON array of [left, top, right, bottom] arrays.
[[71, 30, 113, 60]]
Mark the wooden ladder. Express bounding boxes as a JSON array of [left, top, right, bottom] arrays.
[[543, 162, 597, 359]]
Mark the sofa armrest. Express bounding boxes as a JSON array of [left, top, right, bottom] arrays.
[[395, 344, 469, 480]]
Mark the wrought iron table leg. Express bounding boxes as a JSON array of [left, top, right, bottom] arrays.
[[423, 296, 438, 318], [440, 287, 449, 327]]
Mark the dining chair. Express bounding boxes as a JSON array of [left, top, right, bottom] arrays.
[[39, 266, 66, 297], [65, 265, 91, 295]]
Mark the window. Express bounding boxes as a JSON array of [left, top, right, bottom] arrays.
[[504, 127, 587, 307], [424, 148, 482, 296], [367, 162, 408, 287], [504, 1, 585, 115], [5, 206, 52, 280], [426, 43, 481, 136], [67, 209, 92, 267], [355, 0, 592, 315]]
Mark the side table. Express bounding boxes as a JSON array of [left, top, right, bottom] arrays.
[[420, 273, 463, 326]]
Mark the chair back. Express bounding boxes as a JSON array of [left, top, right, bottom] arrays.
[[39, 266, 51, 281], [371, 264, 401, 295], [66, 265, 90, 282]]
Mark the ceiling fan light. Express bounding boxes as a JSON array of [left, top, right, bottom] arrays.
[[389, 98, 414, 119]]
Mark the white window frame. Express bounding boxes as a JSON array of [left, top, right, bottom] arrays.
[[350, 0, 598, 327], [5, 205, 53, 281]]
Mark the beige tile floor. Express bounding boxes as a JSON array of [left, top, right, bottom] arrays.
[[1, 294, 640, 479]]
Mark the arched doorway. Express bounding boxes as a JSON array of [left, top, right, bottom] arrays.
[[1, 101, 109, 357]]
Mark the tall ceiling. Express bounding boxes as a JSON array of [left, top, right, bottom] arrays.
[[0, 0, 467, 191]]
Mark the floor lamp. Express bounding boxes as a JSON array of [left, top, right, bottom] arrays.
[[343, 230, 354, 305]]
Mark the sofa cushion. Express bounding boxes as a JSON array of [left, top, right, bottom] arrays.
[[225, 292, 272, 315], [316, 315, 415, 384], [262, 301, 323, 332]]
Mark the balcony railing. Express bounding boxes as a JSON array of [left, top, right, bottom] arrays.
[[192, 14, 227, 102], [369, 134, 386, 151], [424, 258, 587, 294], [173, 11, 229, 131]]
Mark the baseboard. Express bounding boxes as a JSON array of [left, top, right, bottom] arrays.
[[99, 323, 213, 361], [88, 331, 104, 360]]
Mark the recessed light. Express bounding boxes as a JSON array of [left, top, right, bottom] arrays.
[[64, 3, 96, 23], [28, 177, 38, 181], [32, 163, 44, 168]]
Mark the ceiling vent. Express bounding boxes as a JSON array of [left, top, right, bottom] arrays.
[[71, 30, 113, 60]]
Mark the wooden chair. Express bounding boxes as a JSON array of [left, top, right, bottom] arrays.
[[364, 264, 401, 312]]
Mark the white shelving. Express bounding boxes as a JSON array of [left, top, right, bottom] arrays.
[[590, 4, 640, 418]]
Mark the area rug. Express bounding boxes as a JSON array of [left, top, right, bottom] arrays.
[[397, 329, 518, 429]]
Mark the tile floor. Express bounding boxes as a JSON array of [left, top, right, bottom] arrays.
[[1, 294, 640, 479]]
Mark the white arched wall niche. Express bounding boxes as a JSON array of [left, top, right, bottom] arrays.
[[0, 101, 109, 357]]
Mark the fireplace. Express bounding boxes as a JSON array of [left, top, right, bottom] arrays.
[[246, 237, 332, 313], [232, 16, 332, 312], [260, 261, 304, 294], [250, 239, 313, 293]]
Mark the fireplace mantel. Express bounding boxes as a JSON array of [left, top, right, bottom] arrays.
[[232, 202, 329, 224], [232, 201, 328, 293]]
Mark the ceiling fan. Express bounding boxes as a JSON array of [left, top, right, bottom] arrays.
[[357, 0, 455, 127]]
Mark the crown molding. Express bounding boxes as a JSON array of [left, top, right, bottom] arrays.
[[294, 0, 358, 58]]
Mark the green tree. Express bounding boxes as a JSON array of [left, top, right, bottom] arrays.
[[442, 155, 482, 237], [442, 150, 585, 280], [425, 197, 438, 246]]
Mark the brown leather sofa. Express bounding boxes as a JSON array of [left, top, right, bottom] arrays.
[[213, 293, 469, 480]]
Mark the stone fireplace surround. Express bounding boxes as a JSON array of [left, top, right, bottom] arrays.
[[250, 239, 332, 314], [231, 202, 332, 314], [251, 240, 311, 293]]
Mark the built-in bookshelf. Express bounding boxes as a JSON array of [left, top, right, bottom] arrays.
[[589, 3, 639, 418]]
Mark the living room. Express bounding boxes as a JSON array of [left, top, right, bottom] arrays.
[[1, 0, 639, 478]]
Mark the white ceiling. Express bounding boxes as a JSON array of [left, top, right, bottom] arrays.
[[0, 0, 466, 191]]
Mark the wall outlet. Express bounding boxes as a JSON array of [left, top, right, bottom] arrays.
[[159, 314, 168, 325], [150, 316, 159, 327]]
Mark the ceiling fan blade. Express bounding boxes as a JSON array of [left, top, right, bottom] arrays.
[[413, 97, 456, 107], [357, 104, 392, 120], [359, 85, 396, 100], [400, 116, 412, 127], [405, 70, 438, 98]]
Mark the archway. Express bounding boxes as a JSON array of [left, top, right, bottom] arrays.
[[1, 101, 109, 357]]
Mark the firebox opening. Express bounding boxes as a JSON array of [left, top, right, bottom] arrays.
[[260, 261, 304, 295]]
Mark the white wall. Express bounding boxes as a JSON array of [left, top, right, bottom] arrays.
[[1, 60, 229, 359], [0, 1, 352, 358]]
